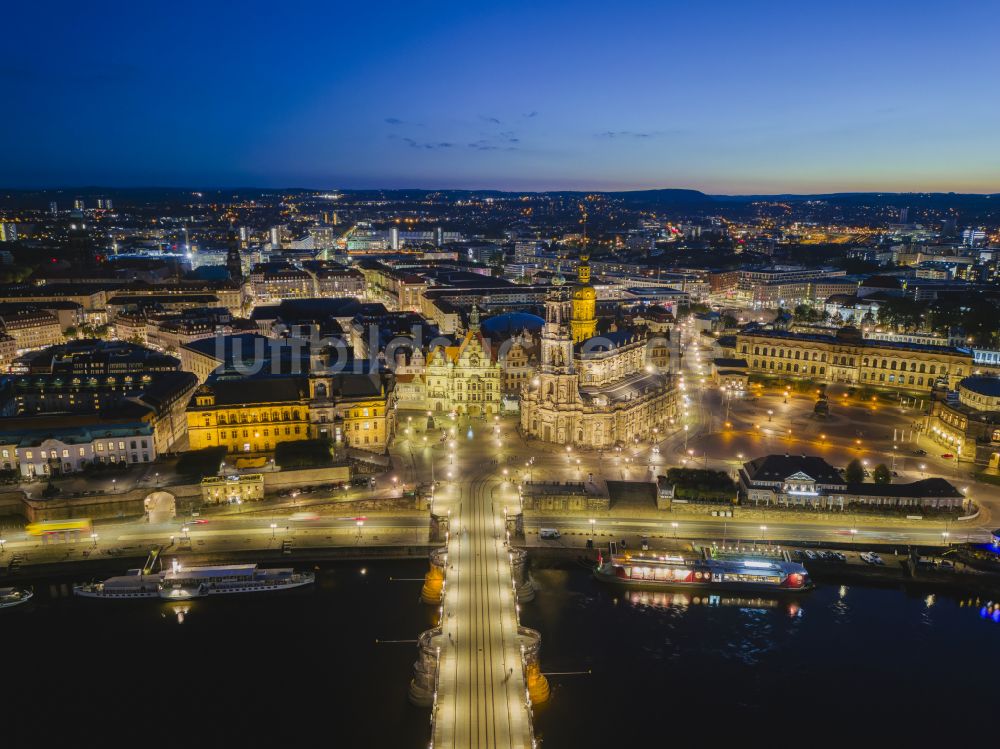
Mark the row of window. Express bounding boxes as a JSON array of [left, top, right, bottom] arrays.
[[10, 439, 149, 460], [746, 345, 960, 376], [215, 410, 301, 425]]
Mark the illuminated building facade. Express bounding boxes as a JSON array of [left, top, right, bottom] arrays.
[[520, 289, 676, 448]]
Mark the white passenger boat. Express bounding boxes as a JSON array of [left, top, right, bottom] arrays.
[[73, 570, 165, 599], [158, 563, 315, 599], [0, 586, 33, 609]]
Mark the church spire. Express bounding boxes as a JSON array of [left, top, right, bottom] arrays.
[[469, 301, 481, 332]]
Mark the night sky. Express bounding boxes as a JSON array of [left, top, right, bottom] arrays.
[[3, 0, 998, 192]]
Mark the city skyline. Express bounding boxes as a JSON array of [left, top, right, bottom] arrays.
[[3, 1, 998, 192]]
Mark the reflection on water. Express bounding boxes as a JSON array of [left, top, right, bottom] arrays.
[[979, 600, 1000, 622], [3, 560, 432, 748], [163, 602, 191, 624], [523, 566, 1000, 746], [621, 588, 803, 618]]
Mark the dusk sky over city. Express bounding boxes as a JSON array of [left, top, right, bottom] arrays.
[[2, 0, 998, 192]]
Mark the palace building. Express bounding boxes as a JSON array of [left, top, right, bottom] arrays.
[[519, 264, 676, 448], [391, 304, 503, 417], [736, 325, 975, 393], [186, 368, 396, 455]]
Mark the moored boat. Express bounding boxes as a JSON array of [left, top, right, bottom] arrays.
[[594, 551, 812, 594], [0, 586, 33, 609], [74, 570, 164, 599], [158, 563, 315, 599]]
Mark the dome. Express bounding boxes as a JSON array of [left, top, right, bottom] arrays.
[[959, 376, 1000, 398], [958, 376, 1000, 411], [480, 312, 545, 337]]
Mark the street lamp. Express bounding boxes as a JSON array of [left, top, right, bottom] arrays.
[[0, 538, 6, 554], [588, 518, 595, 538], [356, 519, 365, 540], [671, 521, 678, 539], [759, 525, 767, 544], [941, 531, 950, 546], [90, 532, 99, 548], [270, 522, 277, 539], [181, 525, 190, 542], [767, 409, 773, 422]]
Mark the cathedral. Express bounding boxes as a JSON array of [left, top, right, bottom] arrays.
[[519, 255, 677, 448]]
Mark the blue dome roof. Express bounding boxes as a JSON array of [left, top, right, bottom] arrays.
[[481, 312, 544, 336]]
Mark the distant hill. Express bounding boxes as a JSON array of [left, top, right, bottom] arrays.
[[1, 186, 997, 212]]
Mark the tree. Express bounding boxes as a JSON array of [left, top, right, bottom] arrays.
[[844, 459, 865, 484], [176, 447, 227, 478], [793, 304, 822, 323], [275, 439, 334, 469], [872, 463, 892, 484]]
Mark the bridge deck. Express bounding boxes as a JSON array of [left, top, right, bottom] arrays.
[[434, 477, 533, 749]]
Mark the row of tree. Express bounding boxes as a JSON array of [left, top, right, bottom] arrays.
[[844, 458, 891, 484]]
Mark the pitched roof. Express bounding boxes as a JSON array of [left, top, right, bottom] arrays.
[[742, 454, 844, 485]]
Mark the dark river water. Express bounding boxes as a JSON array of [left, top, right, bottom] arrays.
[[3, 559, 998, 746]]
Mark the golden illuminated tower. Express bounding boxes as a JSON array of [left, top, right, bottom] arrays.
[[569, 253, 597, 343]]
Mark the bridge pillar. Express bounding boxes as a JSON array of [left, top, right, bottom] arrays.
[[408, 626, 444, 707], [508, 546, 535, 602], [420, 546, 448, 604], [517, 626, 550, 705], [429, 511, 450, 544]]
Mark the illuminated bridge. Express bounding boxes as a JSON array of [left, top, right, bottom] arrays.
[[411, 472, 545, 749]]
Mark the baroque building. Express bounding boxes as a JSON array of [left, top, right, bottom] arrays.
[[926, 375, 1000, 466], [736, 326, 975, 392], [186, 368, 396, 455], [568, 253, 597, 343], [519, 281, 677, 448]]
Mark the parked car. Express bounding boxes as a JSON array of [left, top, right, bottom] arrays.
[[861, 552, 884, 565], [803, 549, 818, 560], [912, 449, 927, 456]]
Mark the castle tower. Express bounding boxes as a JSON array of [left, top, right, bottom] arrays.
[[569, 252, 597, 343]]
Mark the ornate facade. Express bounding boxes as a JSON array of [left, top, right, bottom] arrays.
[[186, 369, 395, 455], [736, 326, 975, 392], [424, 306, 502, 416], [926, 375, 1000, 466], [520, 288, 676, 448], [568, 254, 597, 343]]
